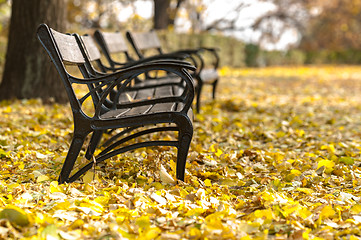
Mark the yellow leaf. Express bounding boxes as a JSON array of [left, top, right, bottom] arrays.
[[3, 106, 11, 113], [350, 205, 361, 214], [321, 144, 336, 155], [94, 196, 110, 206], [240, 236, 252, 240], [296, 188, 314, 195], [150, 192, 167, 205], [339, 156, 354, 165], [260, 191, 275, 203], [253, 209, 274, 222], [188, 227, 202, 239], [215, 148, 223, 157], [205, 212, 224, 230], [290, 169, 302, 176], [320, 205, 336, 219], [136, 216, 151, 230], [50, 181, 62, 193], [40, 224, 59, 240], [317, 159, 335, 174], [53, 200, 71, 211], [185, 207, 206, 217], [298, 207, 312, 219], [0, 205, 30, 227], [37, 174, 50, 183], [83, 171, 95, 185], [276, 131, 286, 138], [159, 164, 176, 184], [80, 199, 104, 213], [138, 227, 161, 240], [204, 179, 212, 187]]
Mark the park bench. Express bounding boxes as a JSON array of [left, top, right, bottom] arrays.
[[126, 30, 220, 112], [80, 33, 187, 98], [92, 30, 189, 73], [37, 24, 196, 184]]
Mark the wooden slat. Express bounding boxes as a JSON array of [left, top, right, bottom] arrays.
[[118, 91, 137, 103], [134, 88, 155, 100], [130, 31, 161, 51], [51, 29, 85, 64], [149, 102, 177, 113], [81, 35, 102, 62], [154, 85, 173, 98], [101, 32, 129, 53], [100, 108, 130, 119], [199, 69, 219, 83], [123, 105, 153, 116]]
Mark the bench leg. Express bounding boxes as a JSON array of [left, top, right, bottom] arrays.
[[58, 134, 87, 184], [85, 130, 103, 160], [212, 79, 219, 99], [196, 80, 203, 113], [176, 128, 193, 181]]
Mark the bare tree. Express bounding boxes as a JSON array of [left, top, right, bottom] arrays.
[[205, 2, 250, 32]]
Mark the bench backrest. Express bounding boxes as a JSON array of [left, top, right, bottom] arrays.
[[37, 24, 104, 116], [93, 30, 131, 68], [126, 31, 163, 59], [79, 34, 110, 74], [80, 34, 102, 62]]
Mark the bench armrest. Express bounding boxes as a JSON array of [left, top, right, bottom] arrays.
[[70, 60, 196, 118], [98, 53, 191, 74], [170, 48, 220, 70], [198, 47, 220, 69], [122, 53, 190, 68], [169, 49, 202, 55]]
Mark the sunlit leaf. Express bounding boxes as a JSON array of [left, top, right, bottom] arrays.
[[339, 156, 354, 165], [0, 206, 30, 227], [159, 164, 176, 184], [317, 159, 335, 174]]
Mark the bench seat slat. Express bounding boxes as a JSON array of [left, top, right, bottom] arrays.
[[199, 69, 219, 83], [100, 108, 131, 119], [148, 102, 177, 114], [154, 85, 174, 98], [134, 88, 155, 100]]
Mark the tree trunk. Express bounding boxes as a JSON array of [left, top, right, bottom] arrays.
[[153, 0, 185, 30], [153, 0, 170, 30], [0, 0, 68, 103]]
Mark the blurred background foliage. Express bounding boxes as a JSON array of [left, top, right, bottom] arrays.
[[0, 0, 361, 68]]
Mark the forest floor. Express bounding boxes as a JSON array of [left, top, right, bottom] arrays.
[[1, 65, 361, 239]]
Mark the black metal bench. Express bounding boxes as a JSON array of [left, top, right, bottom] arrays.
[[79, 33, 187, 98], [92, 30, 189, 73], [37, 24, 196, 184], [126, 30, 220, 112]]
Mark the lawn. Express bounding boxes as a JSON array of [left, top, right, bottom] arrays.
[[1, 65, 361, 239]]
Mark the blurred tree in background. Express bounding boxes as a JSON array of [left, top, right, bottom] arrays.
[[250, 0, 361, 51], [300, 0, 361, 51], [0, 0, 359, 52], [0, 0, 67, 102], [153, 0, 185, 30], [0, 0, 360, 100]]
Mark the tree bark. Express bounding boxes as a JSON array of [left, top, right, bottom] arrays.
[[153, 0, 184, 30], [0, 0, 68, 103], [153, 0, 170, 30]]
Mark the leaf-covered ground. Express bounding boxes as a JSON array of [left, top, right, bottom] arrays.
[[1, 65, 361, 239]]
